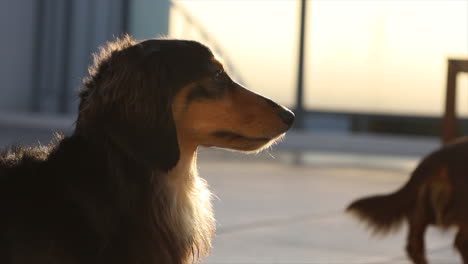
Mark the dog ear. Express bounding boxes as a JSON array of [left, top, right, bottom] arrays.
[[105, 112, 180, 173], [100, 46, 180, 172]]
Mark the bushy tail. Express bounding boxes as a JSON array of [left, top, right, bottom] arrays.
[[347, 151, 441, 235], [346, 188, 412, 234]]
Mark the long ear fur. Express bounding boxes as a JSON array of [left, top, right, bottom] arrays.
[[104, 111, 180, 172], [83, 39, 180, 172]]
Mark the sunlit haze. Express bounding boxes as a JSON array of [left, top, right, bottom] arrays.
[[170, 0, 467, 116]]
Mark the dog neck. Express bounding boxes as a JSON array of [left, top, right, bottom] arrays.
[[54, 134, 214, 263], [157, 144, 215, 263]]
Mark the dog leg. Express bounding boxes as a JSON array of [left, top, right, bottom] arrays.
[[455, 228, 468, 264], [406, 199, 429, 264], [406, 223, 428, 264]]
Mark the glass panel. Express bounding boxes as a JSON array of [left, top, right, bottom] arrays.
[[305, 0, 468, 116]]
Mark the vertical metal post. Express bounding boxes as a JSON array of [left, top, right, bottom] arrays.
[[58, 0, 72, 114], [31, 0, 45, 112], [295, 0, 307, 129], [441, 59, 468, 144], [121, 0, 131, 33], [442, 59, 457, 144]]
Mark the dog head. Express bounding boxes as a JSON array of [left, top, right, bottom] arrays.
[[78, 35, 294, 172]]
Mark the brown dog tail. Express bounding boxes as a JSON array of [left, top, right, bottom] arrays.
[[346, 188, 411, 234], [346, 151, 441, 235]]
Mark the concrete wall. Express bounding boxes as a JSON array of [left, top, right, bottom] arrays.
[[129, 0, 170, 40], [0, 0, 170, 115], [33, 0, 128, 114], [0, 0, 38, 112]]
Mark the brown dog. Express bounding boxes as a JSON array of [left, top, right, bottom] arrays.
[[347, 136, 468, 264], [0, 35, 294, 264]]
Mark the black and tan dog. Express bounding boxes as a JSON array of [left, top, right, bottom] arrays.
[[348, 137, 468, 264], [0, 35, 294, 264]]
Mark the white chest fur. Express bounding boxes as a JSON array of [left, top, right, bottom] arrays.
[[164, 152, 215, 261]]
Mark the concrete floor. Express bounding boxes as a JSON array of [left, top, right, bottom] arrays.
[[0, 116, 459, 264], [198, 153, 460, 264]]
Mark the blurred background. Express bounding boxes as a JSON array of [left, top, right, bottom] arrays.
[[0, 0, 467, 263]]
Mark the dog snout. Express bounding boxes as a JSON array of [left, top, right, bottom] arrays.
[[263, 98, 295, 128], [279, 108, 295, 128]]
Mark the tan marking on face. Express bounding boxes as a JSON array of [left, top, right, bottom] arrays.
[[172, 79, 291, 152]]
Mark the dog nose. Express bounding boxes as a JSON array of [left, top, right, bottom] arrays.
[[279, 109, 295, 128], [262, 97, 295, 128]]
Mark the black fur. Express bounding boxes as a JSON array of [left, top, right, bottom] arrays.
[[0, 35, 215, 264]]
